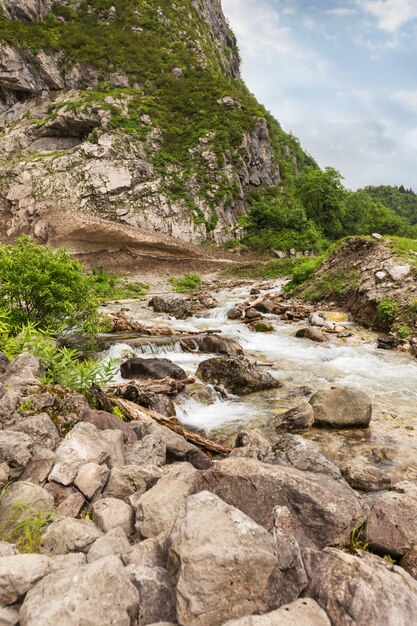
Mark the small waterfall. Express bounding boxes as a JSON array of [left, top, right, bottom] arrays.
[[134, 341, 184, 356]]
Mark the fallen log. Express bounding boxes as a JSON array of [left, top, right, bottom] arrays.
[[107, 395, 231, 456]]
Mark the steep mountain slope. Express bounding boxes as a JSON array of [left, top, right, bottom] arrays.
[[0, 0, 315, 251]]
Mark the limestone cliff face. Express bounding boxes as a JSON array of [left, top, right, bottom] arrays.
[[0, 0, 308, 249]]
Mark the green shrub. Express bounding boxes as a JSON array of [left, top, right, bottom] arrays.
[[377, 300, 397, 326], [0, 237, 98, 332], [90, 266, 148, 301], [395, 324, 411, 341], [169, 274, 202, 293], [283, 256, 323, 292], [302, 270, 360, 302]]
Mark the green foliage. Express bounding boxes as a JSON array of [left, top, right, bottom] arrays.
[[365, 185, 417, 224], [221, 258, 307, 280], [0, 324, 117, 400], [395, 324, 411, 341], [112, 406, 127, 421], [169, 274, 202, 293], [376, 300, 397, 326], [0, 237, 98, 332], [348, 525, 369, 555], [17, 398, 34, 412], [0, 484, 53, 553], [251, 322, 274, 333], [284, 257, 324, 291], [303, 270, 360, 303], [90, 266, 149, 301]]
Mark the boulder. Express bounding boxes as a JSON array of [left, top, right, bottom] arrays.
[[169, 491, 283, 626], [0, 0, 52, 22], [21, 446, 55, 485], [254, 299, 275, 314], [148, 295, 192, 319], [40, 518, 103, 555], [120, 357, 187, 381], [9, 414, 60, 450], [127, 565, 176, 625], [55, 492, 85, 518], [0, 482, 54, 538], [74, 462, 110, 500], [100, 429, 126, 468], [0, 605, 19, 626], [87, 527, 131, 563], [92, 497, 134, 536], [0, 541, 18, 557], [245, 307, 261, 320], [227, 307, 244, 320], [0, 351, 8, 375], [48, 422, 109, 486], [82, 409, 137, 443], [366, 482, 417, 557], [196, 356, 280, 395], [222, 599, 331, 626], [125, 533, 170, 569], [135, 463, 200, 538], [309, 387, 372, 428], [342, 465, 391, 492], [0, 554, 50, 607], [103, 465, 148, 501], [276, 403, 315, 432], [309, 313, 325, 327], [388, 264, 411, 281], [400, 546, 417, 580], [126, 434, 167, 467], [19, 556, 139, 626], [303, 547, 417, 626], [146, 422, 211, 470], [48, 553, 86, 572], [295, 328, 327, 343], [198, 457, 364, 548], [198, 334, 244, 357], [0, 431, 33, 479]]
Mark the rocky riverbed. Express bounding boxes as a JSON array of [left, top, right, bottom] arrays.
[[0, 278, 417, 625]]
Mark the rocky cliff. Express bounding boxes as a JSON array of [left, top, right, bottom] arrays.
[[0, 0, 313, 251]]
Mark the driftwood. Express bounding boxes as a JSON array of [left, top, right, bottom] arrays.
[[107, 377, 194, 399], [107, 395, 231, 456]]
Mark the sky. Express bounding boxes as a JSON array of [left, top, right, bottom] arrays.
[[221, 0, 417, 191]]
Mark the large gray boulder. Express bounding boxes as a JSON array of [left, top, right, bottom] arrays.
[[168, 491, 283, 626], [148, 295, 192, 319], [82, 409, 137, 443], [48, 422, 109, 486], [196, 356, 280, 395], [127, 565, 176, 625], [198, 457, 364, 548], [87, 528, 131, 563], [276, 403, 315, 433], [222, 599, 331, 626], [103, 465, 148, 502], [9, 413, 60, 450], [198, 334, 244, 357], [342, 465, 391, 492], [303, 547, 417, 626], [0, 481, 54, 538], [19, 556, 139, 626], [366, 482, 417, 557], [40, 518, 103, 556], [92, 498, 134, 536], [74, 462, 110, 500], [126, 434, 167, 467], [295, 328, 327, 343], [135, 463, 200, 538], [309, 387, 372, 428], [0, 431, 33, 479], [0, 554, 50, 607]]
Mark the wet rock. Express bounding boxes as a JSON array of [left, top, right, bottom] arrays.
[[196, 356, 280, 395], [377, 336, 398, 350], [245, 307, 261, 320], [310, 313, 325, 327], [92, 497, 134, 537], [276, 402, 315, 432], [366, 482, 417, 557], [120, 357, 187, 381], [342, 465, 391, 492], [309, 387, 372, 428], [222, 599, 331, 626], [74, 462, 110, 500], [169, 491, 283, 626], [126, 565, 176, 625], [295, 327, 327, 343], [135, 463, 200, 538], [40, 518, 103, 556], [82, 409, 137, 443], [0, 431, 33, 479], [0, 554, 50, 607], [103, 465, 148, 501], [303, 547, 417, 626], [198, 334, 244, 357], [254, 299, 275, 314], [149, 295, 192, 319], [19, 556, 139, 626], [48, 422, 109, 486], [198, 457, 364, 548], [0, 482, 54, 537], [227, 307, 244, 320], [126, 434, 167, 467], [87, 527, 131, 563], [400, 546, 417, 580], [9, 414, 60, 450]]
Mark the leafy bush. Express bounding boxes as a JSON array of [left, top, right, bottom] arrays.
[[90, 266, 149, 301], [1, 323, 117, 399], [0, 237, 98, 332], [396, 324, 411, 341], [377, 300, 397, 326], [169, 274, 202, 292], [284, 257, 323, 291]]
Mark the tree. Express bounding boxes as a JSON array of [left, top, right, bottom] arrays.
[[296, 167, 346, 239], [0, 237, 98, 332]]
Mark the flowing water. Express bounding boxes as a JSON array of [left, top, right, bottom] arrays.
[[103, 281, 417, 481]]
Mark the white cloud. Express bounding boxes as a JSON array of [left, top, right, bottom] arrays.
[[391, 90, 417, 113], [360, 0, 417, 32], [326, 8, 357, 16]]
